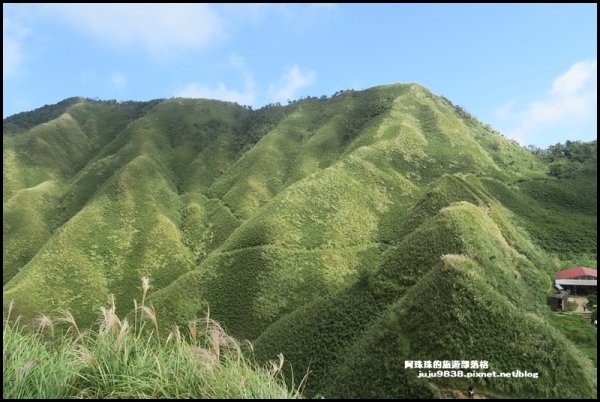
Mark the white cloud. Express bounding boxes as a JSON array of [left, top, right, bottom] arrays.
[[178, 82, 256, 106], [229, 54, 255, 92], [111, 73, 126, 89], [41, 4, 223, 56], [493, 99, 517, 122], [267, 65, 316, 104], [177, 60, 318, 107], [177, 55, 256, 106], [3, 37, 22, 79], [3, 17, 30, 79], [497, 59, 597, 145], [551, 60, 596, 96]]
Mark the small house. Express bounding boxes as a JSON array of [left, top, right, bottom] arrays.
[[555, 267, 597, 295]]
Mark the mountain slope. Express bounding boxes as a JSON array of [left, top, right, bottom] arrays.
[[3, 83, 596, 398]]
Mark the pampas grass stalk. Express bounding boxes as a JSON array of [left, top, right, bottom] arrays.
[[3, 276, 303, 399]]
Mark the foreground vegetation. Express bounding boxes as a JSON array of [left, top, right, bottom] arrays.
[[3, 279, 303, 399]]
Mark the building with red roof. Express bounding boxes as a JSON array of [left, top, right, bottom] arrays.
[[555, 267, 597, 280], [554, 266, 597, 295]]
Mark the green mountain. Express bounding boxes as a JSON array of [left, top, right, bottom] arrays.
[[3, 83, 597, 398]]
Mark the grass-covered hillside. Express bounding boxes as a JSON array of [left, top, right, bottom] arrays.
[[3, 83, 597, 398]]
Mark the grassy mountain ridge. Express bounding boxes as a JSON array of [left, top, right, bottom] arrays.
[[3, 83, 596, 398]]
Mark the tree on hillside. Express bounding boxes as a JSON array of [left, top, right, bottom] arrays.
[[533, 140, 597, 179]]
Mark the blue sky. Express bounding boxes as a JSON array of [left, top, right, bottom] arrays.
[[3, 3, 597, 147]]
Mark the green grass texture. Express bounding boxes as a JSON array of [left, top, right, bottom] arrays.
[[4, 83, 596, 398]]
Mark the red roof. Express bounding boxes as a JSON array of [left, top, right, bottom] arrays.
[[555, 267, 597, 280]]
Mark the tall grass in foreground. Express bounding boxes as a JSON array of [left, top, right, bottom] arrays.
[[3, 278, 304, 399]]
